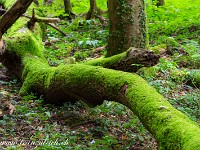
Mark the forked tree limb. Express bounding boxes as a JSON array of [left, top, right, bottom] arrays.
[[30, 8, 60, 24], [0, 8, 66, 36], [28, 9, 66, 36], [0, 8, 60, 23]]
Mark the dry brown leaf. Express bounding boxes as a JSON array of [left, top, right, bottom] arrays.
[[8, 103, 16, 115]]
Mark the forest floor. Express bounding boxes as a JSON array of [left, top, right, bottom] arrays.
[[0, 0, 200, 149]]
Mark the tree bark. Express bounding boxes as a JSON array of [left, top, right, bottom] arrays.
[[0, 0, 200, 149], [63, 0, 75, 19], [107, 0, 148, 56], [86, 0, 106, 27], [86, 0, 98, 20]]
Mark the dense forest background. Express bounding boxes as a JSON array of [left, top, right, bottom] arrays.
[[0, 0, 199, 149]]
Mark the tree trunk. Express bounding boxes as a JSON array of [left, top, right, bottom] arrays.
[[107, 0, 148, 56], [64, 0, 72, 14], [86, 0, 98, 20], [86, 0, 106, 27], [0, 0, 200, 149], [63, 0, 75, 19]]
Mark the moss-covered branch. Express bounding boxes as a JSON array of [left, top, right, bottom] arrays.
[[85, 47, 160, 72]]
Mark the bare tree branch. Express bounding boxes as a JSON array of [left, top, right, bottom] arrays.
[[0, 8, 66, 36]]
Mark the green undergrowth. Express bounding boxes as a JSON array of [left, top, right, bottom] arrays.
[[43, 17, 108, 66], [0, 88, 155, 149], [147, 0, 200, 45], [40, 0, 199, 148], [36, 0, 108, 65]]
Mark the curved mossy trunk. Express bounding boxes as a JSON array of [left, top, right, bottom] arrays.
[[0, 0, 200, 149], [107, 0, 148, 56]]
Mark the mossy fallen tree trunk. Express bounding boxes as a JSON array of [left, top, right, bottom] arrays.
[[86, 47, 160, 72], [0, 1, 200, 149]]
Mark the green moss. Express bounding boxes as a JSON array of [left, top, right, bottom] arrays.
[[126, 78, 200, 150], [18, 49, 200, 148], [85, 51, 126, 67], [5, 18, 29, 37], [33, 22, 46, 39], [19, 58, 52, 95], [150, 44, 166, 54], [4, 33, 45, 60], [7, 38, 200, 149], [137, 67, 157, 79]]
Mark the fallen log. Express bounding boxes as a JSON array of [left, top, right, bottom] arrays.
[[0, 0, 200, 149], [86, 47, 160, 72]]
